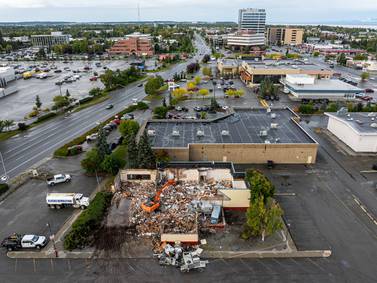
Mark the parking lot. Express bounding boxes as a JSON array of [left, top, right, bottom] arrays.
[[0, 59, 156, 121], [0, 155, 99, 251]]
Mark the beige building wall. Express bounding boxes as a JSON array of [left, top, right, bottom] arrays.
[[156, 143, 318, 164], [283, 28, 304, 45]]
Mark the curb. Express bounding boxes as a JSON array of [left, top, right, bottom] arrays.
[[203, 249, 332, 259]]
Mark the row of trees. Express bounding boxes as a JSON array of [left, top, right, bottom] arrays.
[[242, 170, 283, 241], [100, 66, 142, 91], [186, 62, 200, 74], [52, 39, 111, 55]]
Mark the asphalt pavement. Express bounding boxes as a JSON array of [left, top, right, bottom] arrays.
[[0, 34, 210, 180]]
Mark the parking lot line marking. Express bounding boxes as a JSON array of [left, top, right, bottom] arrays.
[[50, 258, 54, 272], [353, 197, 377, 227], [33, 259, 36, 273], [67, 259, 71, 270], [14, 259, 17, 272]]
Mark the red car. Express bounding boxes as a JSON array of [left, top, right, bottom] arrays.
[[90, 76, 98, 81], [361, 96, 373, 101], [112, 119, 121, 125]]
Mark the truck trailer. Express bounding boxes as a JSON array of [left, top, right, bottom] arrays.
[[46, 193, 90, 209]]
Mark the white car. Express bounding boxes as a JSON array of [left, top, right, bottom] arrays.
[[86, 133, 98, 142], [222, 106, 229, 110], [46, 174, 72, 186]]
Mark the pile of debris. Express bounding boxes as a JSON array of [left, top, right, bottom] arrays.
[[114, 180, 231, 237], [156, 242, 208, 272]]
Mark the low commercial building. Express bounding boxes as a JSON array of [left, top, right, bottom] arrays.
[[227, 31, 265, 51], [108, 32, 154, 57], [143, 108, 318, 164], [326, 111, 377, 153], [31, 32, 70, 47], [281, 74, 362, 101], [217, 59, 239, 77], [240, 60, 333, 85], [267, 27, 304, 45], [302, 43, 364, 55]]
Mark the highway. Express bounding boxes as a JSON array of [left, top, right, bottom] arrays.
[[0, 34, 211, 179]]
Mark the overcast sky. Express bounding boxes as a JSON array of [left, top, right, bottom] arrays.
[[0, 0, 376, 23]]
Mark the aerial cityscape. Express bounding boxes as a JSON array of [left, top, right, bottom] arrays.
[[0, 1, 377, 282]]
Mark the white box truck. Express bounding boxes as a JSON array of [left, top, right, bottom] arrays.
[[46, 193, 90, 210]]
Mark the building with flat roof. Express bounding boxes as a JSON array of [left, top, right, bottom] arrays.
[[0, 67, 15, 88], [108, 32, 154, 57], [31, 32, 70, 47], [326, 111, 377, 153], [239, 60, 333, 85], [281, 74, 362, 101], [143, 108, 318, 164], [217, 59, 239, 77], [227, 31, 265, 50], [267, 27, 304, 45]]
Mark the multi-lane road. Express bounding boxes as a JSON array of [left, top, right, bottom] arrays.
[[0, 35, 210, 179]]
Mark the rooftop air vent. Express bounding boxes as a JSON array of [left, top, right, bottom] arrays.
[[197, 130, 204, 137], [221, 130, 229, 136], [367, 112, 376, 117], [147, 130, 156, 136], [271, 113, 276, 119], [271, 123, 278, 129], [371, 123, 377, 128], [172, 130, 180, 137], [264, 140, 271, 144], [259, 130, 268, 137], [266, 108, 271, 113]]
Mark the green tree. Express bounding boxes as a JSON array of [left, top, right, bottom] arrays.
[[202, 54, 210, 63], [337, 53, 347, 66], [3, 120, 14, 131], [101, 154, 122, 175], [137, 131, 156, 169], [361, 72, 370, 81], [0, 121, 5, 133], [246, 170, 275, 203], [81, 148, 102, 174], [202, 67, 212, 77], [35, 95, 42, 109], [52, 95, 69, 109], [259, 79, 277, 99], [242, 196, 283, 241], [153, 106, 169, 119], [194, 76, 201, 85], [89, 87, 102, 97], [198, 88, 209, 99], [145, 75, 164, 96], [96, 128, 110, 160], [119, 120, 140, 145], [127, 134, 139, 168], [313, 51, 320, 57]]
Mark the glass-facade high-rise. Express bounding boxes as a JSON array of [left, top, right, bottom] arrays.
[[238, 8, 266, 34]]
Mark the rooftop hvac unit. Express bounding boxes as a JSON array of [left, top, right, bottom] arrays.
[[346, 117, 354, 121], [371, 123, 377, 128], [372, 118, 375, 121], [264, 140, 271, 144], [221, 130, 229, 136], [275, 138, 280, 143], [172, 130, 180, 137], [271, 123, 278, 129], [197, 130, 204, 137], [271, 113, 276, 119], [367, 112, 376, 117], [355, 120, 363, 125], [147, 130, 156, 136], [266, 108, 271, 113], [259, 130, 268, 137]]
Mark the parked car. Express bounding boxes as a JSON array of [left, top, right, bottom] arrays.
[[86, 133, 98, 142], [138, 83, 143, 87], [46, 174, 71, 186], [365, 88, 374, 93], [90, 76, 98, 81], [194, 106, 202, 112], [121, 113, 134, 120]]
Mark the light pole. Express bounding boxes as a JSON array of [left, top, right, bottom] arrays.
[[0, 151, 8, 183], [46, 222, 58, 257]]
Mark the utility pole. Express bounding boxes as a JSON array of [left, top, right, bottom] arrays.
[[46, 222, 58, 257]]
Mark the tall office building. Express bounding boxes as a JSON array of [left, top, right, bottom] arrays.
[[238, 8, 266, 34]]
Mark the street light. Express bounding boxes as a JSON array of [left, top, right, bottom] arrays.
[[46, 222, 58, 257], [0, 151, 8, 183]]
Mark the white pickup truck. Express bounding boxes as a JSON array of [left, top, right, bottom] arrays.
[[46, 174, 71, 186], [1, 234, 48, 251], [46, 193, 90, 209]]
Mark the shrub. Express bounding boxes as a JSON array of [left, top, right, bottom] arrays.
[[298, 103, 315, 114], [0, 183, 9, 196], [28, 110, 39, 118], [17, 123, 28, 131], [35, 112, 57, 123], [63, 191, 113, 250], [136, 101, 149, 110], [153, 106, 169, 119], [78, 96, 93, 104]]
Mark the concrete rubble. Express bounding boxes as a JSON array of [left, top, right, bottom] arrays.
[[113, 180, 232, 239], [156, 243, 209, 272]]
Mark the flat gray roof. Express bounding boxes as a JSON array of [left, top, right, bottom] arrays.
[[285, 79, 362, 93], [326, 112, 377, 134], [146, 108, 316, 148]]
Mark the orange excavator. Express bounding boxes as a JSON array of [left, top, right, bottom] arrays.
[[141, 179, 176, 213]]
